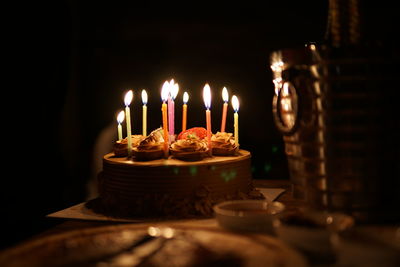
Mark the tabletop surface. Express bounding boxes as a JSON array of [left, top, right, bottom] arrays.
[[1, 179, 399, 267], [40, 179, 296, 236]]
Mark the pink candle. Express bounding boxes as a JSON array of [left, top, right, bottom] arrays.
[[220, 87, 229, 132], [203, 84, 212, 150], [167, 79, 179, 138]]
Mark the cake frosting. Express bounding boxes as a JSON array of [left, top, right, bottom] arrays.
[[170, 134, 208, 161], [171, 135, 208, 152], [211, 132, 238, 156], [136, 128, 164, 151], [113, 135, 144, 157], [133, 128, 165, 160]]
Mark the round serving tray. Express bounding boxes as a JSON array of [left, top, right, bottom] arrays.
[[0, 223, 307, 267]]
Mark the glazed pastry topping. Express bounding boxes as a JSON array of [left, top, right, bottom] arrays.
[[171, 135, 208, 152], [137, 128, 164, 151], [211, 132, 236, 149]]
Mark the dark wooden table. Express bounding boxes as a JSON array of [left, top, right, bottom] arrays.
[[36, 179, 294, 236], [2, 179, 399, 267]]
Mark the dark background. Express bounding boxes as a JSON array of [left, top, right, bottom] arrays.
[[2, 1, 395, 249]]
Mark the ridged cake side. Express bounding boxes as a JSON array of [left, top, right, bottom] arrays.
[[94, 150, 264, 218]]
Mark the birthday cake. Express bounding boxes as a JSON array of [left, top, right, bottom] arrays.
[[91, 148, 261, 218], [87, 81, 263, 218]]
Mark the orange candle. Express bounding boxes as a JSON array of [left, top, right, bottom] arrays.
[[220, 87, 229, 132], [161, 81, 170, 157], [203, 84, 212, 150], [182, 92, 189, 132], [206, 110, 212, 148]]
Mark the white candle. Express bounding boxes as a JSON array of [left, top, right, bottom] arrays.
[[141, 89, 148, 136], [117, 110, 125, 141], [231, 95, 239, 146], [124, 90, 133, 158]]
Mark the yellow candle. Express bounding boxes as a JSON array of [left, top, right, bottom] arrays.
[[231, 95, 239, 146], [203, 84, 212, 150], [118, 124, 123, 141], [117, 110, 125, 141], [234, 112, 239, 145], [124, 90, 134, 158], [182, 92, 189, 131], [141, 89, 148, 136], [161, 81, 170, 157], [220, 87, 229, 132]]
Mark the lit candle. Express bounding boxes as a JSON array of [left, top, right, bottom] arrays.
[[161, 81, 170, 157], [231, 95, 240, 146], [220, 87, 229, 132], [168, 79, 179, 138], [117, 110, 125, 141], [203, 84, 212, 150], [124, 90, 134, 157], [182, 92, 189, 132], [141, 89, 148, 136]]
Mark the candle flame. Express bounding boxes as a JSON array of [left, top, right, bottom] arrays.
[[171, 82, 179, 100], [124, 90, 133, 106], [183, 91, 189, 104], [203, 83, 211, 109], [222, 87, 229, 102], [117, 110, 125, 124], [141, 89, 148, 105], [161, 81, 170, 102], [231, 95, 239, 112]]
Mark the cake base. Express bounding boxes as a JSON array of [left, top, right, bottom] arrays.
[[91, 150, 264, 219]]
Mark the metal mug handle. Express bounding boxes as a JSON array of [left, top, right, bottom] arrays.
[[272, 81, 301, 135]]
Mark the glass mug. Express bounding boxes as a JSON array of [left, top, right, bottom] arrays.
[[270, 44, 400, 223]]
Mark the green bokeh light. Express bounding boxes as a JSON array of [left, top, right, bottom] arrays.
[[264, 163, 272, 173], [189, 166, 198, 176], [221, 170, 237, 182]]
